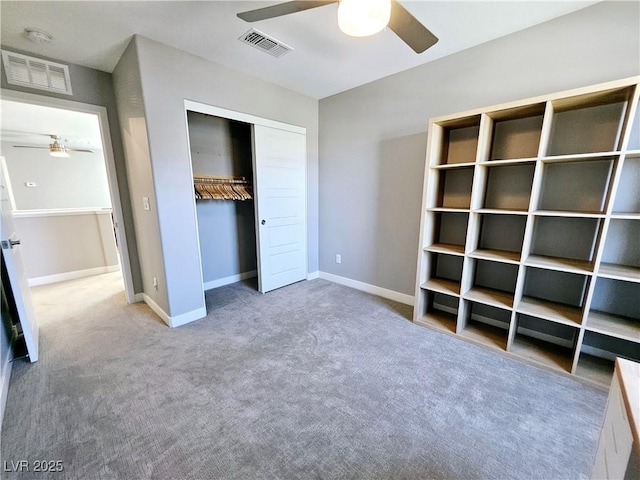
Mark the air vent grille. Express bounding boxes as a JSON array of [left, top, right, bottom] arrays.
[[239, 29, 293, 58], [1, 50, 73, 95]]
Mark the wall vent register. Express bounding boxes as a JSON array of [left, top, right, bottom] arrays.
[[238, 29, 293, 58], [1, 50, 72, 95]]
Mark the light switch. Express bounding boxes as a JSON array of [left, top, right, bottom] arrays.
[[25, 182, 37, 187], [143, 196, 150, 211]]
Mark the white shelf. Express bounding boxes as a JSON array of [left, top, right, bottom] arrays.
[[539, 151, 621, 163], [459, 321, 508, 351], [479, 158, 537, 166], [415, 311, 457, 334], [610, 213, 640, 220], [432, 162, 476, 170], [524, 255, 595, 275], [427, 207, 470, 213], [424, 243, 465, 256], [532, 210, 606, 218], [510, 335, 574, 373], [473, 208, 528, 215], [597, 263, 640, 283], [464, 287, 514, 310], [468, 249, 521, 264], [586, 311, 640, 343], [421, 278, 460, 296], [516, 297, 583, 326]]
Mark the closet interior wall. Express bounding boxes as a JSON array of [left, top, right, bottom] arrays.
[[187, 112, 257, 288]]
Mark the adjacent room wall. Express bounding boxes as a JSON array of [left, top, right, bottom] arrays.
[[318, 1, 640, 298], [1, 142, 111, 210], [15, 211, 119, 284], [118, 35, 319, 321], [0, 47, 143, 293]]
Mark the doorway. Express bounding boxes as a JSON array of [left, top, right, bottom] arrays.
[[0, 90, 135, 308]]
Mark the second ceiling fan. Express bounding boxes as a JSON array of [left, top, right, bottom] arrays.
[[237, 0, 438, 54]]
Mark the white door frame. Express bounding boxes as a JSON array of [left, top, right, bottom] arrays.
[[182, 99, 308, 293], [1, 88, 136, 304]]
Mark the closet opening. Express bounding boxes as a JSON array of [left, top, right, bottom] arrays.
[[186, 111, 258, 293]]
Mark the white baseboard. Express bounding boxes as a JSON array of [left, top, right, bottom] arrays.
[[307, 271, 320, 280], [319, 272, 414, 306], [142, 294, 207, 328], [0, 349, 12, 437], [28, 265, 119, 287], [132, 293, 145, 303], [203, 270, 257, 291]]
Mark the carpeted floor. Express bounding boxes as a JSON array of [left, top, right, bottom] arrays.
[[1, 272, 607, 479]]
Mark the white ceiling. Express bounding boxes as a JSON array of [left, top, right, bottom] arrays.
[[0, 1, 599, 99], [1, 100, 103, 150]]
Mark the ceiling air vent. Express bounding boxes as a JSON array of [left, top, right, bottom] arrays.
[[1, 50, 73, 95], [239, 29, 293, 58]]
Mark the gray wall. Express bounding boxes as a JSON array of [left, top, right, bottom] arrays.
[[1, 142, 111, 210], [188, 113, 257, 283], [318, 1, 640, 296], [112, 40, 167, 311], [0, 46, 142, 293], [119, 35, 319, 318], [15, 212, 118, 280]]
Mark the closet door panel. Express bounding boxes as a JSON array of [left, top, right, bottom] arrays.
[[253, 125, 307, 293]]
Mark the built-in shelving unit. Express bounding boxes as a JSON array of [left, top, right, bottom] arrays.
[[414, 77, 640, 389]]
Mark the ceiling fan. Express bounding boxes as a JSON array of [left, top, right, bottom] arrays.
[[237, 0, 438, 53], [11, 134, 94, 158]]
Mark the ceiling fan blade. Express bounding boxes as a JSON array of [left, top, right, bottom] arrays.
[[68, 148, 94, 153], [388, 1, 438, 54], [12, 145, 49, 149], [237, 1, 337, 22]]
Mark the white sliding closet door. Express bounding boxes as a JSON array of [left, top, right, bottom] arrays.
[[253, 125, 307, 293]]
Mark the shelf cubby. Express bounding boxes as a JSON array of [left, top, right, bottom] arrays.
[[611, 157, 640, 215], [464, 259, 517, 309], [435, 117, 481, 166], [510, 314, 578, 373], [546, 88, 631, 156], [586, 277, 639, 342], [518, 267, 589, 325], [481, 163, 535, 211], [421, 253, 463, 296], [435, 167, 474, 209], [487, 104, 545, 161], [526, 216, 600, 273], [598, 219, 640, 281], [425, 211, 468, 255], [469, 214, 526, 264], [415, 291, 459, 334], [458, 301, 510, 350], [576, 330, 640, 385], [536, 159, 614, 214]]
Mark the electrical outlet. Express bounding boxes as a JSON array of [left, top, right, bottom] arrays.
[[153, 277, 158, 290], [335, 254, 341, 264]]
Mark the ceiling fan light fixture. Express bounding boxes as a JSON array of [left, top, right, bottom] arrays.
[[338, 0, 391, 37], [49, 140, 69, 158]]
